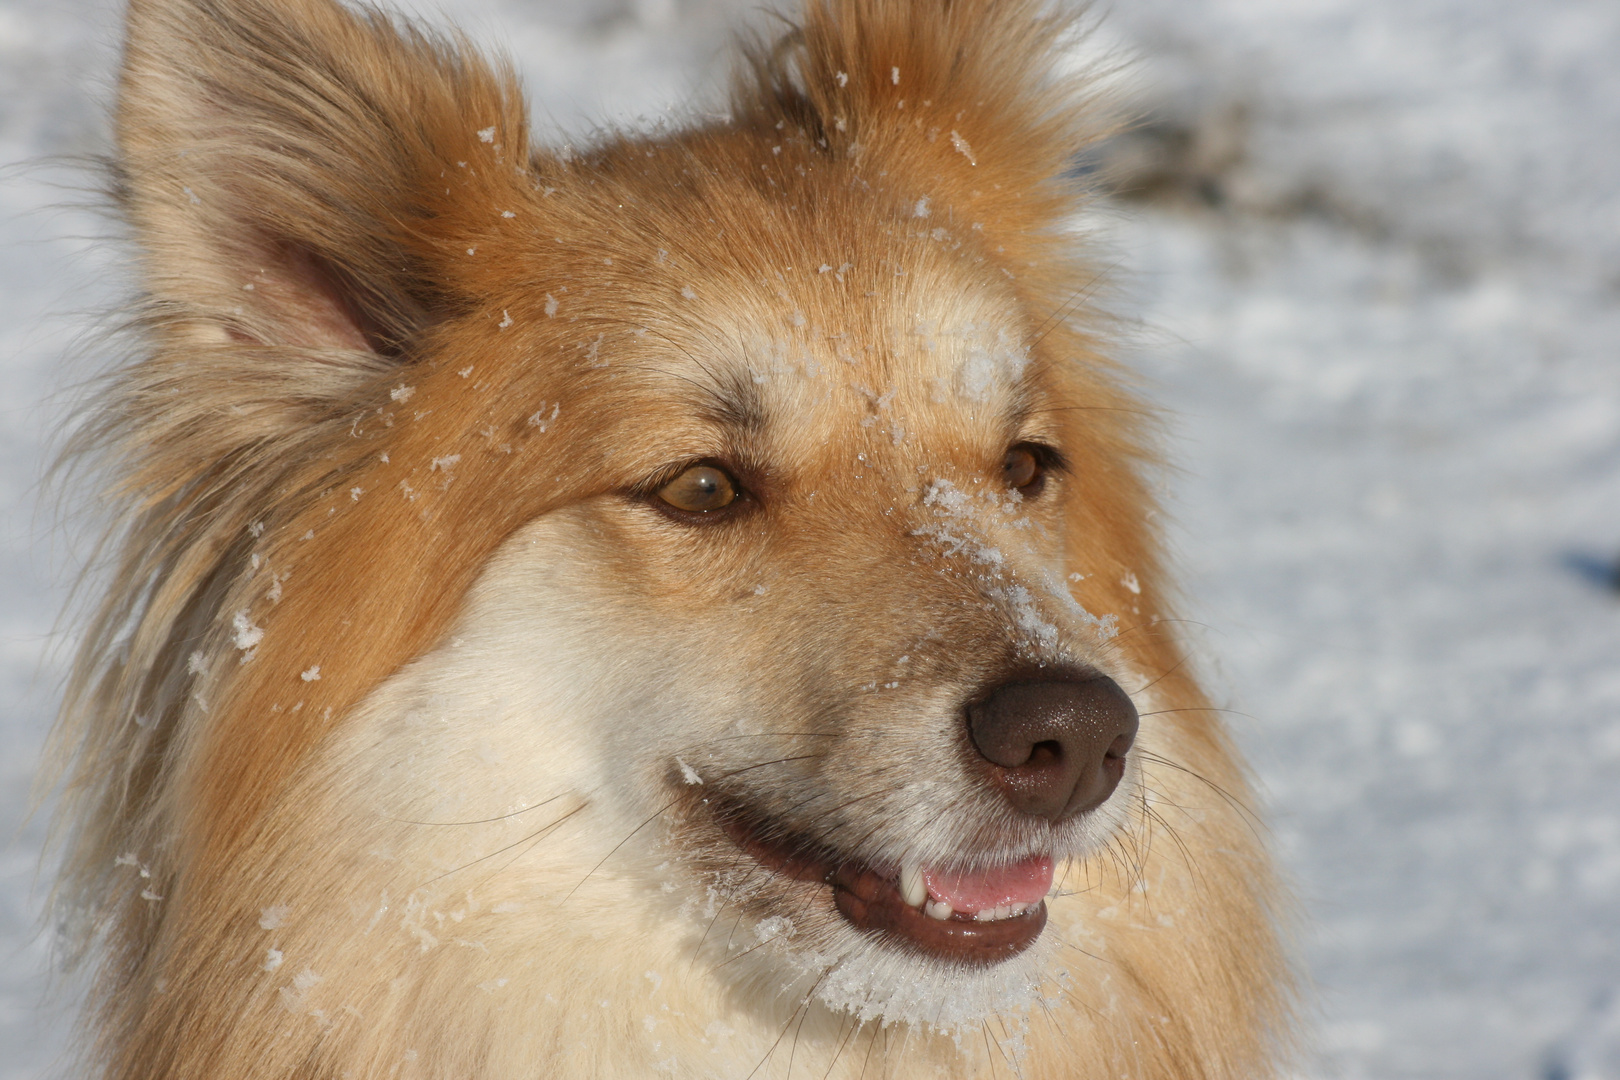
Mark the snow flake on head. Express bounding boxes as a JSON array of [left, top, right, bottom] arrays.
[[527, 402, 560, 431], [921, 477, 970, 515], [912, 478, 1116, 648], [1041, 566, 1117, 641], [950, 130, 977, 165], [231, 610, 264, 651], [916, 479, 1005, 566], [993, 583, 1059, 650], [279, 967, 323, 1014], [954, 324, 1030, 403]]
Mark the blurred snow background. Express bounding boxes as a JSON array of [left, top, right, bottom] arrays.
[[1, 0, 1616, 1077]]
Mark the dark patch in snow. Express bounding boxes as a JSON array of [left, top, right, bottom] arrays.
[[1559, 551, 1620, 595]]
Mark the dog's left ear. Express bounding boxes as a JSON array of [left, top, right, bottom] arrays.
[[116, 0, 531, 369], [733, 0, 1112, 249]]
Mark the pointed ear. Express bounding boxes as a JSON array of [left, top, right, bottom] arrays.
[[733, 0, 1111, 241], [117, 0, 531, 358]]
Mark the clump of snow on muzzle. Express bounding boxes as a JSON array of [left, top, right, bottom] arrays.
[[913, 478, 1117, 650]]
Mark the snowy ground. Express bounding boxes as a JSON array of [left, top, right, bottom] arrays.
[[2, 0, 1617, 1077]]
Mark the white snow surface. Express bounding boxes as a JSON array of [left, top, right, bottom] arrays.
[[2, 0, 1617, 1077]]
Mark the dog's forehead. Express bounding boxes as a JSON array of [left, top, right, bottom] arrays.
[[653, 256, 1042, 473]]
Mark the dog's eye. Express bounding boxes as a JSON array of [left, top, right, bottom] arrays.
[[1003, 445, 1042, 492], [657, 464, 739, 513]]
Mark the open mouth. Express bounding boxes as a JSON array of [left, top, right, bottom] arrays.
[[718, 807, 1052, 965]]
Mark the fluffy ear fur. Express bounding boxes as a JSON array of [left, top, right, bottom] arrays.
[[50, 0, 533, 1035], [733, 0, 1114, 260], [117, 0, 529, 357]]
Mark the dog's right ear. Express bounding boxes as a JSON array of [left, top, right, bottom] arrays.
[[117, 0, 530, 365], [52, 0, 540, 935]]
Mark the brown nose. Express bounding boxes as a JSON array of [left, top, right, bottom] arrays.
[[966, 675, 1139, 821]]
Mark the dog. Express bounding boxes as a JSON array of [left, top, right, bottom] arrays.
[[45, 0, 1291, 1075]]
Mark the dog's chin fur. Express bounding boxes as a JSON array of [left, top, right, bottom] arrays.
[[45, 0, 1293, 1075]]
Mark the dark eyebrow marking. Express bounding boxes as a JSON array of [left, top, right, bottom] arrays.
[[636, 325, 768, 434], [694, 362, 767, 432]]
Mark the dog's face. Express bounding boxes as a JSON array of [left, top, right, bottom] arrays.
[[340, 146, 1149, 1024], [58, 1, 1285, 1072]]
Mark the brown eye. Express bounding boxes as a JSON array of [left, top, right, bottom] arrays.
[[657, 464, 739, 513], [1003, 445, 1041, 491]]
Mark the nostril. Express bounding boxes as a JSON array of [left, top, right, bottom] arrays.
[[965, 673, 1139, 822], [1030, 740, 1063, 766]]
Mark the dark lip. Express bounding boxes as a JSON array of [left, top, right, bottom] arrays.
[[715, 804, 1048, 966]]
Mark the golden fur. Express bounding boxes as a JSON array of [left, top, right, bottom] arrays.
[[46, 0, 1292, 1075]]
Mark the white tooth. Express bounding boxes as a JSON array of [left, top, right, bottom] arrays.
[[899, 863, 926, 908], [925, 899, 954, 921]]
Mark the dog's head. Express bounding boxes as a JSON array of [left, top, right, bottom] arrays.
[[52, 0, 1284, 1069], [391, 166, 1163, 1019]]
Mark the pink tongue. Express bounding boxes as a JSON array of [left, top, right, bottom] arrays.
[[922, 855, 1054, 912]]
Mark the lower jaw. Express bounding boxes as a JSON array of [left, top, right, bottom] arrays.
[[718, 808, 1048, 965], [831, 863, 1047, 964]]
